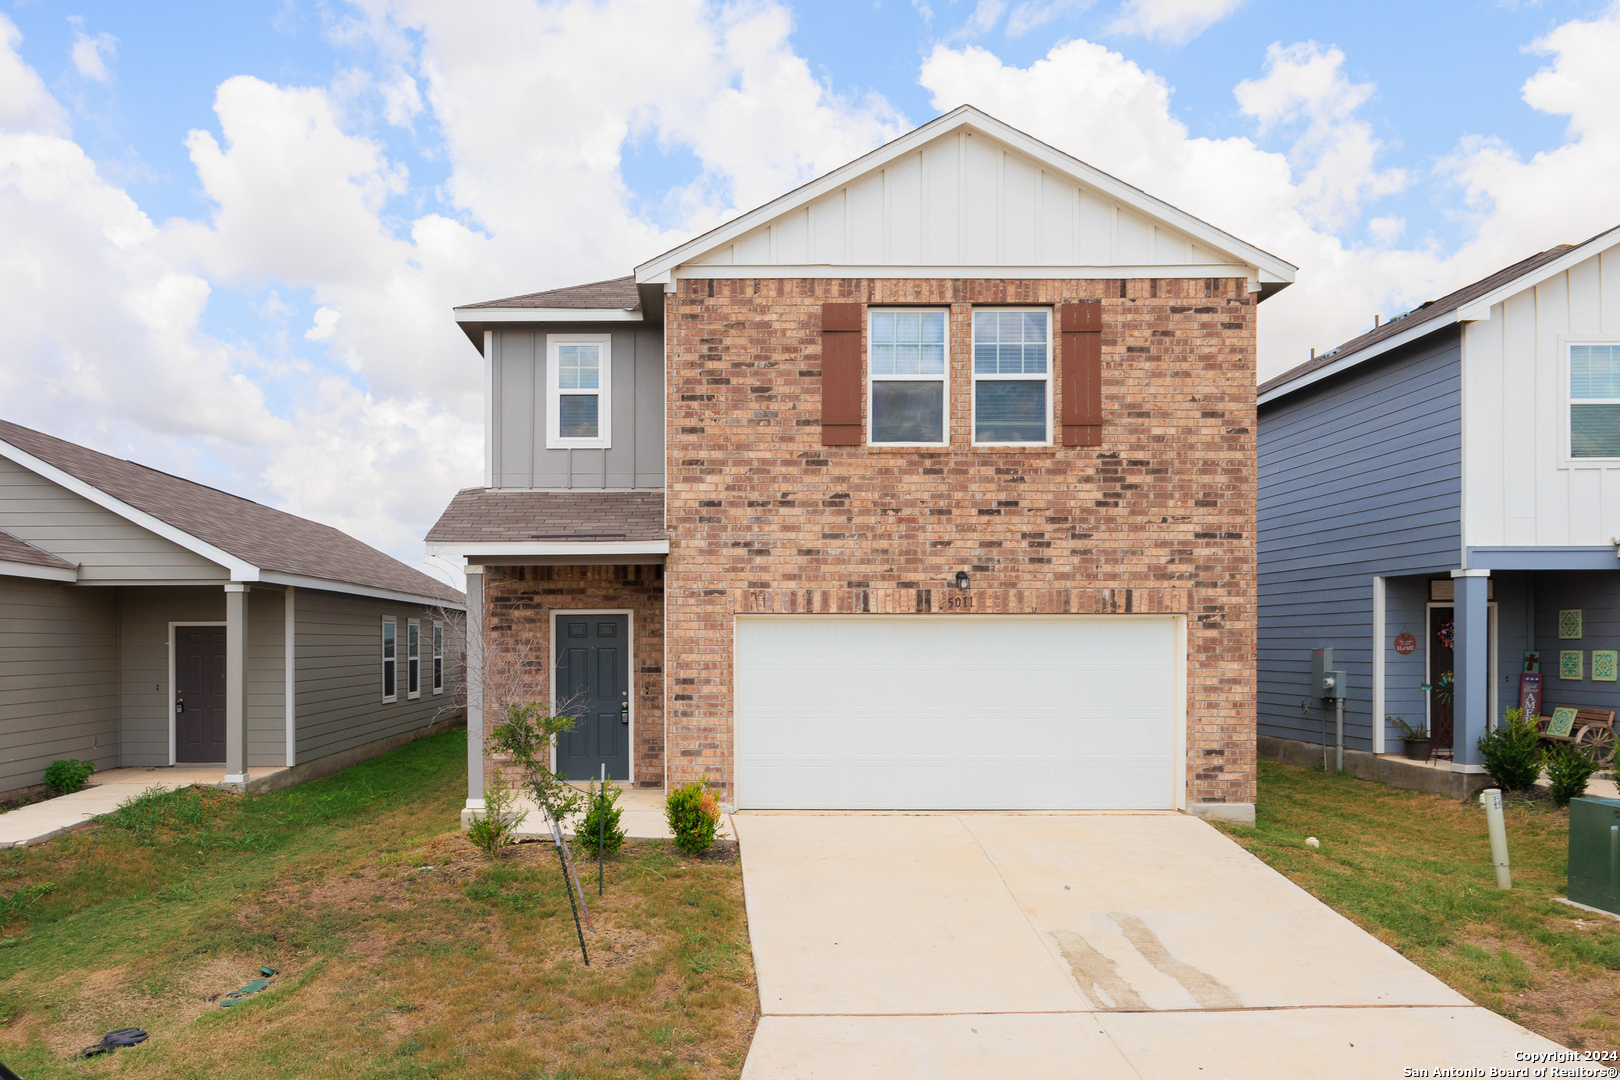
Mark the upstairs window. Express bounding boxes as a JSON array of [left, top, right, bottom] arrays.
[[547, 335, 612, 449], [869, 309, 948, 445], [381, 618, 397, 703], [972, 310, 1051, 444], [1571, 343, 1620, 458]]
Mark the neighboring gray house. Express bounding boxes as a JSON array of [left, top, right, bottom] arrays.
[[0, 419, 465, 798], [1258, 225, 1620, 782]]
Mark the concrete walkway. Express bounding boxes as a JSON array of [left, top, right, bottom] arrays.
[[734, 812, 1565, 1078], [0, 765, 288, 848]]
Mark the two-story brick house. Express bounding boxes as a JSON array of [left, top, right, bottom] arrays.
[[428, 106, 1295, 824]]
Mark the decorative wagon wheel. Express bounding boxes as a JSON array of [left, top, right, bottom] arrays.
[[1576, 724, 1617, 767]]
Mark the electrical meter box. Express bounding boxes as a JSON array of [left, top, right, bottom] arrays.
[[1310, 649, 1347, 699], [1568, 796, 1620, 916], [1321, 670, 1348, 700]]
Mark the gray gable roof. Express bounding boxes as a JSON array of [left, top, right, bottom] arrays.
[[427, 489, 666, 543], [0, 419, 463, 605], [0, 527, 75, 570], [1260, 228, 1619, 400], [457, 275, 639, 310]]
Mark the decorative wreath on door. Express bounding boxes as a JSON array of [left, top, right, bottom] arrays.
[[1437, 619, 1455, 649]]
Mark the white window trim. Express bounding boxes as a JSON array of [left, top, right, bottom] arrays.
[[867, 307, 950, 447], [970, 307, 1054, 447], [545, 333, 612, 450], [1561, 337, 1620, 467], [382, 617, 397, 703], [432, 620, 444, 695], [407, 618, 421, 700]]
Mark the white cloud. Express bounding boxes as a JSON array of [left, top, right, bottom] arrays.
[[1108, 0, 1247, 45], [1007, 0, 1093, 36], [1234, 41, 1407, 229], [68, 18, 117, 83]]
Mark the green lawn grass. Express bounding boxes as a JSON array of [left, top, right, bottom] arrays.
[[1219, 760, 1620, 1050], [0, 729, 757, 1079]]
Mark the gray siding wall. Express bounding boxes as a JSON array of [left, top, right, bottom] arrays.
[[491, 325, 664, 489], [0, 457, 227, 583], [1258, 330, 1464, 750], [0, 578, 118, 792], [294, 590, 461, 764]]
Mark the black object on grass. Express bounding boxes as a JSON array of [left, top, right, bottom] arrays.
[[81, 1028, 149, 1058]]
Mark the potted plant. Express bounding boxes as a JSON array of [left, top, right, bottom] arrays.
[[1389, 716, 1432, 760]]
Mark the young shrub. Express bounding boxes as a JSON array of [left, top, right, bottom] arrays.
[[489, 704, 585, 825], [574, 782, 626, 856], [1477, 709, 1543, 792], [1544, 744, 1602, 807], [465, 766, 527, 860], [665, 775, 725, 856], [42, 759, 96, 797]]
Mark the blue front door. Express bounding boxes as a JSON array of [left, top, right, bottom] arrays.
[[555, 614, 630, 781]]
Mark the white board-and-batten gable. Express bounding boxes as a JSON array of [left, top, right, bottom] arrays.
[[1461, 228, 1620, 551], [635, 105, 1296, 295]]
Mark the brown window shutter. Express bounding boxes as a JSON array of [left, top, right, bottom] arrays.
[[1060, 301, 1103, 446], [821, 302, 863, 445]]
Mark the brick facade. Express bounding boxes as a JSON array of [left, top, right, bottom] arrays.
[[660, 276, 1258, 809], [482, 563, 664, 787]]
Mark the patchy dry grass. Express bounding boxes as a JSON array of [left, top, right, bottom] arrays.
[[0, 730, 757, 1079], [1219, 760, 1620, 1050]]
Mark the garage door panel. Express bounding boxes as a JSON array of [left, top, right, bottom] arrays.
[[736, 616, 1181, 811]]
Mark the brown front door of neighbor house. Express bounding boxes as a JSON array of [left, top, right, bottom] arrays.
[[175, 625, 227, 762]]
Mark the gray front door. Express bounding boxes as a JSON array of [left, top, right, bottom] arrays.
[[555, 614, 630, 781], [175, 625, 227, 763]]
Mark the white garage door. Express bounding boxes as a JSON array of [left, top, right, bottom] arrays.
[[734, 615, 1181, 810]]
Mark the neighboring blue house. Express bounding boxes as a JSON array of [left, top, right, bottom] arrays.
[[1258, 225, 1620, 785]]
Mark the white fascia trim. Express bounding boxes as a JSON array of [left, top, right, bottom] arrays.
[[1258, 311, 1466, 406], [0, 559, 77, 582], [1454, 225, 1620, 321], [454, 308, 641, 323], [636, 105, 1297, 286], [427, 540, 670, 558], [0, 438, 259, 581], [257, 571, 466, 611], [672, 263, 1254, 281]]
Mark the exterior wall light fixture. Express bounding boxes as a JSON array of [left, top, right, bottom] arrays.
[[955, 571, 970, 591]]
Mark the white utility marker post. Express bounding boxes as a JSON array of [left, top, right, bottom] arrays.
[[1480, 787, 1512, 889]]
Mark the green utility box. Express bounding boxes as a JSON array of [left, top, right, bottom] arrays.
[[1568, 797, 1620, 916]]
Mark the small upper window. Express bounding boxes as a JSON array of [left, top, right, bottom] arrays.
[[432, 621, 444, 695], [381, 618, 397, 703], [972, 310, 1051, 444], [1570, 344, 1620, 458], [869, 309, 948, 445], [546, 335, 612, 449], [407, 619, 421, 699]]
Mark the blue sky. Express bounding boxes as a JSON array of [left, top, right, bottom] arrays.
[[2, 0, 1618, 578]]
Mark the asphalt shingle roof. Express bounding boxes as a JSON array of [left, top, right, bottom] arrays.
[[0, 419, 463, 605], [456, 275, 639, 311], [0, 527, 75, 571], [427, 489, 666, 544], [1259, 229, 1618, 399]]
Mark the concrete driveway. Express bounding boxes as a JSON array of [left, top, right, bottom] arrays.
[[734, 812, 1566, 1079]]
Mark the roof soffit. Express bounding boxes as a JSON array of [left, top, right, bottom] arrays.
[[635, 106, 1296, 286]]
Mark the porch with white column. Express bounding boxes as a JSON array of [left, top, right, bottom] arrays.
[[1451, 569, 1491, 771]]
